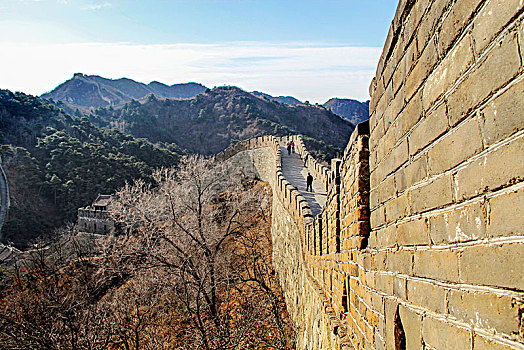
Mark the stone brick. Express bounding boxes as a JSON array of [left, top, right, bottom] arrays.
[[371, 174, 395, 209], [409, 102, 448, 156], [422, 316, 472, 350], [487, 188, 524, 238], [395, 155, 428, 193], [371, 225, 397, 250], [428, 200, 487, 244], [398, 305, 422, 349], [428, 117, 483, 175], [387, 249, 414, 275], [395, 88, 421, 140], [520, 19, 524, 62], [383, 118, 398, 155], [472, 0, 524, 54], [392, 55, 407, 96], [406, 37, 439, 101], [370, 118, 386, 152], [396, 217, 430, 246], [384, 193, 410, 223], [372, 251, 388, 271], [402, 0, 425, 45], [481, 76, 524, 147], [416, 0, 452, 54], [474, 335, 522, 350], [407, 279, 447, 314], [460, 242, 524, 290], [448, 32, 521, 126], [376, 273, 395, 297], [371, 206, 386, 228], [423, 33, 475, 112], [384, 298, 398, 349], [405, 37, 419, 74], [414, 248, 459, 282], [393, 276, 407, 299], [453, 135, 524, 200], [448, 290, 520, 334], [410, 174, 453, 214], [372, 82, 386, 124], [438, 0, 484, 54]]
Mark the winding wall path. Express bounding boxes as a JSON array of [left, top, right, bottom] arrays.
[[279, 145, 326, 216]]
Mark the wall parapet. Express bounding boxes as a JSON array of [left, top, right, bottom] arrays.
[[217, 134, 316, 231]]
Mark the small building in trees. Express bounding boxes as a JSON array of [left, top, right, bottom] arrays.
[[77, 194, 114, 234]]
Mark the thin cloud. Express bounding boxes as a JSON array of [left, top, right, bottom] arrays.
[[0, 42, 381, 102], [81, 2, 111, 10]]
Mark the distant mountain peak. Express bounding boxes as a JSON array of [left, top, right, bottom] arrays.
[[42, 74, 208, 112], [251, 91, 302, 105], [323, 98, 369, 125]]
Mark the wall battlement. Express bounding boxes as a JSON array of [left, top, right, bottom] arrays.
[[218, 0, 523, 348]]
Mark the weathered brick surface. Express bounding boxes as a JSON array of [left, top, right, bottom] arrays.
[[447, 289, 521, 334], [481, 77, 524, 147], [422, 316, 472, 350], [398, 305, 422, 349], [447, 31, 521, 126], [408, 102, 448, 156], [460, 242, 524, 290], [395, 154, 428, 193], [438, 0, 484, 54], [406, 279, 447, 314], [453, 136, 524, 200], [410, 174, 453, 213], [487, 187, 524, 238], [414, 248, 459, 282], [428, 200, 487, 244], [472, 0, 524, 54], [427, 116, 483, 175], [396, 217, 430, 246], [423, 33, 475, 112], [474, 336, 523, 350]]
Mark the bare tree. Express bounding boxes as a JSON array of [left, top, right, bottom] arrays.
[[108, 155, 294, 349]]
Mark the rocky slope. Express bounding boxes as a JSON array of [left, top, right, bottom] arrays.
[[323, 98, 369, 125], [251, 91, 302, 105]]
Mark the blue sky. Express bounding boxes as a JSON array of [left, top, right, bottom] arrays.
[[0, 0, 398, 102]]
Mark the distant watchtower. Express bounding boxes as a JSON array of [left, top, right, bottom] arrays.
[[77, 194, 114, 234]]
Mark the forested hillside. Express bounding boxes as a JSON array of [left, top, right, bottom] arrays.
[[0, 90, 180, 247], [91, 86, 354, 160]]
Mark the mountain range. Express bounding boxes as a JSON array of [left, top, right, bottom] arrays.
[[42, 74, 369, 123], [0, 74, 368, 246], [90, 85, 353, 158], [41, 73, 207, 112]]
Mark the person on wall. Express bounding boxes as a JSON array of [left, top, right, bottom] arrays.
[[306, 173, 313, 192]]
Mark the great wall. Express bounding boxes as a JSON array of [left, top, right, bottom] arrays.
[[217, 0, 524, 348]]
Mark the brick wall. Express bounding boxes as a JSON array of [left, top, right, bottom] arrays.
[[365, 0, 524, 349], [218, 1, 523, 348]]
